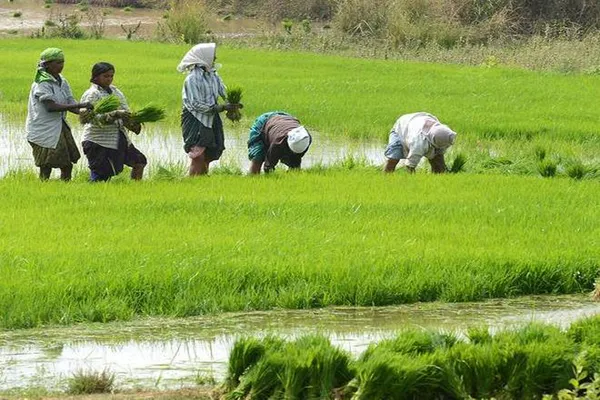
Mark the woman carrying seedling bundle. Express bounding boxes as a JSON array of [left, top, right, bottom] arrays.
[[178, 43, 242, 176], [79, 62, 147, 182], [247, 112, 312, 174], [384, 112, 457, 174], [25, 48, 93, 181]]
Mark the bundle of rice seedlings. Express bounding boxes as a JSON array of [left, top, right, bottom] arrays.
[[449, 153, 467, 173], [83, 95, 121, 125], [130, 104, 166, 124], [225, 86, 243, 122], [92, 94, 120, 115]]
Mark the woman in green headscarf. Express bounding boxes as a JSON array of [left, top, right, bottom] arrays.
[[25, 47, 93, 181]]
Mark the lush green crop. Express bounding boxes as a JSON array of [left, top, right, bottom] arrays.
[[0, 171, 597, 329], [2, 38, 600, 144]]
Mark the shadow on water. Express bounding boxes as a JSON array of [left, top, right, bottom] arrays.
[[0, 116, 385, 178], [1, 294, 599, 391]]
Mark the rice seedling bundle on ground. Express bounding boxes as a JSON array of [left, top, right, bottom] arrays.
[[225, 86, 243, 122], [130, 104, 166, 124], [224, 317, 600, 400]]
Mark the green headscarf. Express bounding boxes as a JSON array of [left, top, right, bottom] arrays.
[[34, 47, 65, 83]]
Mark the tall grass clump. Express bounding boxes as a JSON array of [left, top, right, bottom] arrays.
[[67, 369, 115, 394], [333, 0, 388, 37], [566, 162, 587, 180], [157, 0, 212, 44], [538, 159, 558, 177]]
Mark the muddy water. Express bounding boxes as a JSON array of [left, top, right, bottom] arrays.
[[1, 295, 599, 391], [0, 0, 264, 38], [0, 116, 385, 177]]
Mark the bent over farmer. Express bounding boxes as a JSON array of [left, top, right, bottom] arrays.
[[25, 47, 93, 181], [384, 112, 457, 174], [248, 111, 312, 174]]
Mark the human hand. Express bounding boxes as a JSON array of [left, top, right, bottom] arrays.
[[217, 103, 241, 112], [79, 109, 93, 124], [111, 110, 131, 119], [127, 120, 142, 134]]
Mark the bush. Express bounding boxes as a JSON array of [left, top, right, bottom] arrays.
[[333, 0, 388, 37], [156, 0, 212, 44]]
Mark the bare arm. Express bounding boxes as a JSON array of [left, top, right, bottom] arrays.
[[43, 99, 91, 114], [384, 158, 399, 173], [428, 153, 447, 174], [249, 160, 263, 175]]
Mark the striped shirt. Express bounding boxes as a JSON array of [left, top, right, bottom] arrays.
[[182, 66, 226, 128], [80, 84, 130, 150], [25, 75, 76, 149]]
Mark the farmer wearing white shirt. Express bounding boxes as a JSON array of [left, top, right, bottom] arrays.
[[25, 47, 93, 180], [384, 112, 457, 174]]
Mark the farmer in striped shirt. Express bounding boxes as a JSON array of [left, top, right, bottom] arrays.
[[80, 62, 147, 182], [384, 112, 457, 174], [248, 112, 312, 174], [178, 43, 241, 176]]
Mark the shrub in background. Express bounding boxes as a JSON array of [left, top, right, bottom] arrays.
[[157, 0, 212, 44]]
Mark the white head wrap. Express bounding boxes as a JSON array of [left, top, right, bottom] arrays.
[[428, 123, 456, 149], [287, 126, 311, 154], [177, 43, 216, 73]]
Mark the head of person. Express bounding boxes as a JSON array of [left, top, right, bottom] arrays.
[[428, 123, 457, 150], [177, 43, 217, 73], [39, 47, 65, 77], [91, 62, 115, 89], [287, 126, 311, 154]]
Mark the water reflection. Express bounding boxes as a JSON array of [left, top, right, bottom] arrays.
[[0, 115, 385, 178], [1, 295, 599, 391]]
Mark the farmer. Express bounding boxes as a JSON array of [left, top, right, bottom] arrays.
[[25, 47, 93, 181], [80, 62, 147, 182], [248, 111, 312, 174], [384, 112, 457, 174], [178, 43, 241, 176]]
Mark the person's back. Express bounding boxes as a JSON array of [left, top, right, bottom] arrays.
[[385, 112, 456, 173], [247, 112, 311, 174]]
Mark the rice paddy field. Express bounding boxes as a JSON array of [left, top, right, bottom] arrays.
[[0, 37, 599, 397]]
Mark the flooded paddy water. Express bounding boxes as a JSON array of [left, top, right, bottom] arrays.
[[1, 295, 599, 391], [0, 116, 385, 177]]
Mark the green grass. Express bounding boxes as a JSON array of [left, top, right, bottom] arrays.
[[1, 38, 600, 145], [0, 171, 597, 329]]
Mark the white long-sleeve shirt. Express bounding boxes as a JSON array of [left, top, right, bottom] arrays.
[[392, 112, 447, 169]]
